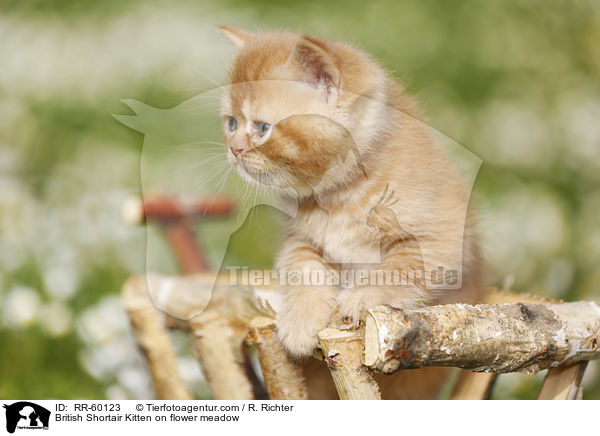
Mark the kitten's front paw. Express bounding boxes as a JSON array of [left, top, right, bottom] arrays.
[[336, 286, 388, 326], [276, 287, 335, 358], [276, 313, 322, 358]]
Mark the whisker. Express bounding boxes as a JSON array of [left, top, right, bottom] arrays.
[[178, 141, 227, 148], [160, 143, 225, 153], [185, 95, 225, 102], [185, 159, 229, 179], [178, 107, 222, 116], [250, 182, 260, 226], [193, 166, 231, 191], [179, 103, 222, 113], [212, 166, 233, 198], [193, 71, 225, 89], [190, 156, 228, 173], [169, 148, 225, 154]]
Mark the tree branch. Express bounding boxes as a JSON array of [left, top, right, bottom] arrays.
[[247, 317, 308, 399], [190, 311, 254, 400], [364, 302, 600, 374], [122, 276, 192, 400], [318, 328, 381, 400]]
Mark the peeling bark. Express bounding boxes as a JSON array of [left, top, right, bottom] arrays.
[[364, 302, 600, 374]]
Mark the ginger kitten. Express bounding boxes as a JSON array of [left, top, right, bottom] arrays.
[[218, 26, 483, 371]]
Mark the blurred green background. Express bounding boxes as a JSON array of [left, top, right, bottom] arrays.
[[1, 0, 599, 400]]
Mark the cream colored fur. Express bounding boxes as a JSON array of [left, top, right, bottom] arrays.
[[219, 26, 483, 398]]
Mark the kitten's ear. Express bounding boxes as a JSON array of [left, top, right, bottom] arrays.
[[290, 36, 340, 88], [218, 25, 255, 49]]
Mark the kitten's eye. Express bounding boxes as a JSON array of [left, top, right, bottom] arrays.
[[255, 121, 271, 137], [227, 116, 238, 132]]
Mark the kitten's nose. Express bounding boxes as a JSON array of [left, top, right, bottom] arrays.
[[230, 146, 244, 157]]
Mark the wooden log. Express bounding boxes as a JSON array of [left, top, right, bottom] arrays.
[[318, 328, 381, 400], [537, 361, 588, 400], [121, 276, 192, 400], [189, 311, 254, 400], [247, 317, 308, 400], [126, 273, 600, 398], [450, 288, 560, 399], [364, 302, 600, 374]]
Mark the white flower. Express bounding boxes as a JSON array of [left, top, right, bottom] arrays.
[[39, 301, 73, 337], [43, 266, 79, 301], [2, 285, 40, 327], [77, 296, 128, 344]]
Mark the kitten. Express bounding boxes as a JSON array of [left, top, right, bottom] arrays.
[[218, 26, 483, 366]]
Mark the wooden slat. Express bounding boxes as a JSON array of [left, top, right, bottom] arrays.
[[189, 311, 254, 400], [451, 372, 498, 400], [537, 362, 588, 400], [247, 317, 308, 399], [122, 276, 192, 400]]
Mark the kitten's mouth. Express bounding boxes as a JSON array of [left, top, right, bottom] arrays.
[[237, 161, 275, 187], [237, 160, 297, 192], [234, 161, 311, 198]]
